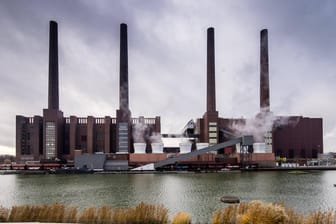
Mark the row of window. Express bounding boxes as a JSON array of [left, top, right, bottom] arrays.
[[118, 123, 129, 152], [45, 122, 56, 159], [209, 122, 217, 145], [65, 118, 131, 125]]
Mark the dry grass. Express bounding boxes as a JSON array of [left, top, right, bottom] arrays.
[[212, 200, 289, 224], [1, 201, 336, 223], [2, 202, 168, 223], [7, 203, 66, 222], [211, 200, 336, 224], [306, 210, 336, 224], [284, 207, 305, 224], [97, 205, 112, 223], [171, 212, 192, 224], [78, 206, 97, 223], [0, 206, 9, 222], [124, 202, 169, 224]]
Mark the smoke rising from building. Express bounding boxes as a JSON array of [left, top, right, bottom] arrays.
[[132, 121, 149, 143], [230, 113, 300, 142], [150, 132, 163, 144]]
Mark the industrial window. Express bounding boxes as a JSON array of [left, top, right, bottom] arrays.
[[118, 123, 129, 152], [45, 121, 56, 159], [209, 127, 217, 132], [81, 135, 87, 142], [209, 133, 217, 138], [209, 138, 217, 144]]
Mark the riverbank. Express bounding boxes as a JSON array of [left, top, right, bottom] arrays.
[[1, 166, 336, 175], [243, 166, 336, 171]]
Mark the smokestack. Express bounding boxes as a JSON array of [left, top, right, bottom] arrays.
[[119, 23, 129, 112], [260, 29, 270, 112], [207, 27, 216, 112], [48, 21, 59, 110]]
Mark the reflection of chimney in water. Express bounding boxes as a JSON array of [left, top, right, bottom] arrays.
[[260, 29, 270, 113], [119, 23, 129, 112], [48, 21, 59, 110], [207, 27, 216, 112]]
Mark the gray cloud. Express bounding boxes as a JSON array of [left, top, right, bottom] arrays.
[[0, 0, 335, 155]]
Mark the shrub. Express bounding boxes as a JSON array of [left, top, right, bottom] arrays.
[[127, 202, 169, 224], [78, 206, 97, 223], [306, 210, 336, 224], [212, 200, 288, 224], [96, 206, 112, 223], [171, 212, 192, 224], [0, 206, 9, 222]]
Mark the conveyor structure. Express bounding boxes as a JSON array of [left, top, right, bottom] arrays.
[[153, 135, 253, 169]]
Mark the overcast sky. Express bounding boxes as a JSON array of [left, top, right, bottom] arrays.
[[1, 0, 335, 155]]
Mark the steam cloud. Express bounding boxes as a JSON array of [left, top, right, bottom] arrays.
[[133, 121, 148, 143], [133, 118, 163, 144], [230, 111, 300, 142], [150, 132, 163, 143]]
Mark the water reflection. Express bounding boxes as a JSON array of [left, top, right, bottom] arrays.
[[0, 171, 335, 223]]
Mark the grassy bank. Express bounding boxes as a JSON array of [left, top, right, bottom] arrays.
[[0, 201, 335, 223]]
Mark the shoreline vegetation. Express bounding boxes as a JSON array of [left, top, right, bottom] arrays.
[[0, 201, 335, 224]]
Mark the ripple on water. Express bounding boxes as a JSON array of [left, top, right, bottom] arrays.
[[1, 171, 336, 223]]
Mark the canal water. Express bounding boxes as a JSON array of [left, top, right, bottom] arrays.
[[1, 171, 336, 223]]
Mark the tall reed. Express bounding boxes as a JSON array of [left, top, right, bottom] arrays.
[[212, 200, 289, 224], [123, 202, 169, 224], [306, 209, 336, 224], [1, 201, 336, 223], [7, 203, 65, 222], [171, 212, 192, 224], [0, 206, 9, 222]]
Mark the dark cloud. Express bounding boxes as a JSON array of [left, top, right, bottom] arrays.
[[0, 0, 335, 154]]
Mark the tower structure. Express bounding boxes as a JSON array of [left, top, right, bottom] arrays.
[[116, 23, 132, 153], [260, 29, 270, 113], [43, 21, 64, 160], [202, 27, 219, 146]]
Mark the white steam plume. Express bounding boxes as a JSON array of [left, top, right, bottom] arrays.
[[230, 112, 300, 142]]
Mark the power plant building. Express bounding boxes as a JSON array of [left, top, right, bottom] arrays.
[[16, 21, 323, 166], [16, 22, 160, 163], [195, 28, 323, 160]]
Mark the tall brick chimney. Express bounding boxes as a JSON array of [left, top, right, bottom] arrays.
[[43, 20, 63, 160], [260, 29, 270, 112], [116, 23, 131, 153], [202, 27, 218, 146], [48, 21, 59, 110], [207, 27, 216, 113], [119, 23, 129, 114]]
